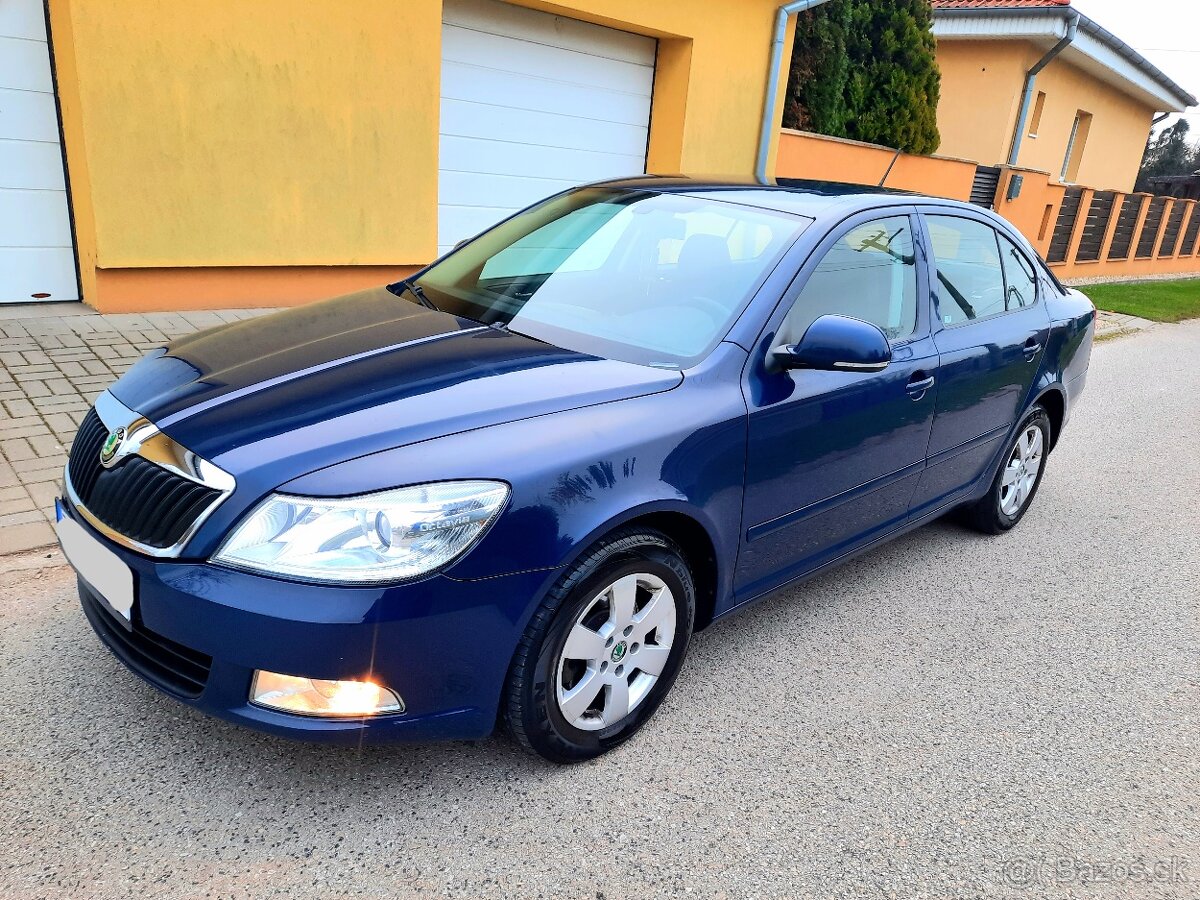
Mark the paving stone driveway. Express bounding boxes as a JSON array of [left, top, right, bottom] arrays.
[[0, 304, 271, 553]]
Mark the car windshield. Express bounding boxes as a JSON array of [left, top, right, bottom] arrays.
[[403, 188, 809, 367]]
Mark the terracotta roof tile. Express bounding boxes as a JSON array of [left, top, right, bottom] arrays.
[[931, 0, 1070, 8]]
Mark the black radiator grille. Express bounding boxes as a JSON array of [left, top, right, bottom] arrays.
[[68, 408, 221, 550], [80, 582, 212, 698]]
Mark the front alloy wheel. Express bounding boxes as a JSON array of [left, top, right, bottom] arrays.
[[503, 528, 694, 763], [555, 572, 677, 731]]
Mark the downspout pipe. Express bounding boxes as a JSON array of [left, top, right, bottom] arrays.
[[1006, 10, 1080, 167], [755, 0, 838, 184]]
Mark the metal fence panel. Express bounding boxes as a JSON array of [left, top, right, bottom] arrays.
[[1047, 187, 1083, 263], [1107, 195, 1144, 260], [1135, 197, 1168, 258], [1182, 203, 1200, 257], [1158, 201, 1188, 257], [1077, 191, 1115, 262], [970, 166, 1001, 209]]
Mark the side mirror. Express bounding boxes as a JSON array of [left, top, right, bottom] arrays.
[[773, 314, 891, 373]]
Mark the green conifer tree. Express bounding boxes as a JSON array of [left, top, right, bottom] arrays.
[[783, 0, 941, 156], [783, 0, 852, 136]]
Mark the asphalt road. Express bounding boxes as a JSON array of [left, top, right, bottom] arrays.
[[2, 321, 1197, 900]]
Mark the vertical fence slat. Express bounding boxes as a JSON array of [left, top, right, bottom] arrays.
[[1158, 199, 1186, 257], [1107, 195, 1145, 260], [1135, 197, 1168, 258], [1047, 187, 1083, 263], [1077, 191, 1115, 261], [1179, 201, 1200, 257]]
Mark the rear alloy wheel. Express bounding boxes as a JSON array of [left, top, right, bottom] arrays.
[[962, 405, 1051, 534], [503, 528, 694, 763], [999, 423, 1044, 517]]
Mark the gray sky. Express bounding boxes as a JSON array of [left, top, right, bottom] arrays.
[[1070, 0, 1200, 137]]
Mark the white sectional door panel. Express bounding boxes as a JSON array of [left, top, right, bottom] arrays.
[[438, 0, 655, 255], [0, 0, 77, 303]]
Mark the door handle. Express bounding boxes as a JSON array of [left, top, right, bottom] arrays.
[[1023, 338, 1042, 361], [906, 373, 935, 399]]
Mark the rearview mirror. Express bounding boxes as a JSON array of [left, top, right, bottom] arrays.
[[772, 314, 891, 373]]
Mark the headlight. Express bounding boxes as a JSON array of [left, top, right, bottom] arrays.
[[213, 480, 509, 583]]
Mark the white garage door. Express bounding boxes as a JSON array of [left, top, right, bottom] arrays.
[[0, 0, 77, 303], [438, 0, 655, 256]]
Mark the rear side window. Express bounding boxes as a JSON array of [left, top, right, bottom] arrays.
[[779, 215, 918, 344], [999, 234, 1038, 309], [926, 215, 1006, 326]]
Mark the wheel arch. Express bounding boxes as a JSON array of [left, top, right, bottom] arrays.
[[620, 510, 721, 632], [562, 501, 727, 634], [1033, 385, 1066, 451]]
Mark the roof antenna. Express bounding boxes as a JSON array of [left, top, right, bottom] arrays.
[[878, 147, 902, 187]]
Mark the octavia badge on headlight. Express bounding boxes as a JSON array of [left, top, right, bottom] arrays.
[[99, 427, 126, 466]]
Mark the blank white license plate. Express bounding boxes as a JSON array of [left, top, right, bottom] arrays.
[[55, 506, 135, 625]]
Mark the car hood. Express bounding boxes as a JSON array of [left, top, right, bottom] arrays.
[[110, 287, 682, 488]]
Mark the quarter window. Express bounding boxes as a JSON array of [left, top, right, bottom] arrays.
[[926, 215, 1007, 326], [778, 215, 918, 344], [999, 234, 1038, 310]]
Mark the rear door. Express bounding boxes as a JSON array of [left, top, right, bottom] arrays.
[[909, 209, 1051, 515]]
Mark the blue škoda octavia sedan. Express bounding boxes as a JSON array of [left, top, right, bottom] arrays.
[[56, 178, 1094, 762]]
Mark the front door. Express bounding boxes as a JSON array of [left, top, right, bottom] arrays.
[[736, 210, 938, 601], [908, 211, 1052, 515]]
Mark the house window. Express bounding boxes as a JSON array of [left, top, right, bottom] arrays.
[[1061, 110, 1093, 183], [1028, 91, 1046, 137]]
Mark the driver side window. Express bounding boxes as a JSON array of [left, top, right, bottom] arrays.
[[778, 215, 918, 346]]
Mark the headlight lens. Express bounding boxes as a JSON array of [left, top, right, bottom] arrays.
[[213, 480, 509, 583]]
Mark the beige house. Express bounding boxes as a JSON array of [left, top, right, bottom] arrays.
[[931, 0, 1195, 192]]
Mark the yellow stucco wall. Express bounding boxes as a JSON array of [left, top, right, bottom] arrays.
[[934, 40, 1028, 171], [48, 0, 787, 310], [1017, 55, 1156, 192], [935, 39, 1158, 193], [775, 130, 978, 201], [51, 0, 443, 271]]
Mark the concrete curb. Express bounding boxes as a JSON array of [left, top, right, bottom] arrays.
[[1093, 309, 1156, 342]]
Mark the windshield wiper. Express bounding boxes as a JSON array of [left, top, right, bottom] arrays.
[[396, 279, 438, 312]]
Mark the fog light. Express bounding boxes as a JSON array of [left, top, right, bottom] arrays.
[[250, 670, 404, 717]]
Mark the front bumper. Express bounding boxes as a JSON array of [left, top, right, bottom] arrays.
[[60, 498, 553, 744]]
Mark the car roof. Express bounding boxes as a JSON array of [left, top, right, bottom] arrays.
[[590, 174, 983, 221]]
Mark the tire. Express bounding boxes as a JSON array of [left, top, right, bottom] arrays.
[[962, 405, 1051, 535], [503, 527, 695, 763]]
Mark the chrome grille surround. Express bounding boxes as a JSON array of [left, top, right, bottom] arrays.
[[64, 391, 235, 558]]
